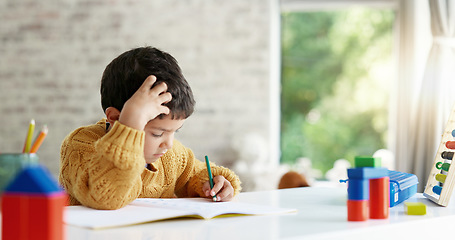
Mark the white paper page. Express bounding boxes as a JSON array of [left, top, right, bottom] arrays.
[[131, 198, 297, 219], [65, 198, 297, 229], [65, 204, 192, 229]]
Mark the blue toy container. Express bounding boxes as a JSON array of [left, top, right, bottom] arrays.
[[389, 170, 418, 207]]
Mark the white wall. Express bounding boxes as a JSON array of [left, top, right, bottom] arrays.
[[0, 0, 277, 178]]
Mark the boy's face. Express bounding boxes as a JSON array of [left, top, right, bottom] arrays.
[[143, 115, 186, 164]]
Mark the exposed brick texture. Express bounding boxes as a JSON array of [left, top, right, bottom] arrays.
[[0, 0, 273, 178]]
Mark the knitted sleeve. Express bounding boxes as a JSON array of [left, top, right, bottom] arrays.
[[173, 143, 241, 198], [59, 120, 145, 210]]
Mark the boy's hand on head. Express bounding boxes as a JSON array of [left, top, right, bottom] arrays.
[[119, 75, 172, 130], [203, 175, 234, 202]]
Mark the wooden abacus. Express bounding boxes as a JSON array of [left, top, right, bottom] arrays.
[[423, 106, 455, 206]]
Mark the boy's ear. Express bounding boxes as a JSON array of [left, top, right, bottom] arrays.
[[105, 107, 120, 126]]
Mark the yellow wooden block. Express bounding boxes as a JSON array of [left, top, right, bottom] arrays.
[[404, 202, 426, 215]]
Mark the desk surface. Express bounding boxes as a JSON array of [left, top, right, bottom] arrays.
[[66, 187, 455, 240]]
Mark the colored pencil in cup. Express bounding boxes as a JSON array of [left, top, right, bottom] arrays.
[[30, 125, 48, 153], [205, 155, 217, 202], [23, 119, 35, 153]]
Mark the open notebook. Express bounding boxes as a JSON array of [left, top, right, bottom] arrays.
[[65, 198, 297, 229]]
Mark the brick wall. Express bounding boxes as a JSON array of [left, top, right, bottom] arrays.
[[0, 0, 276, 179]]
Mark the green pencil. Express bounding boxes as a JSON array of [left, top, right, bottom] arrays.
[[205, 155, 217, 202]]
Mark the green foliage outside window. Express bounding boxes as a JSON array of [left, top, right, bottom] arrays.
[[280, 9, 395, 175]]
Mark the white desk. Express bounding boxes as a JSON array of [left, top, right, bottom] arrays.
[[66, 187, 455, 240]]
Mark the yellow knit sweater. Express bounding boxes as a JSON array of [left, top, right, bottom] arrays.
[[59, 119, 241, 210]]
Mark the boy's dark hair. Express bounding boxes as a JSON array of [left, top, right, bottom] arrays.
[[100, 46, 195, 119]]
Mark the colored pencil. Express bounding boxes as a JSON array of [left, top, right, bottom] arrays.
[[205, 155, 217, 202], [23, 119, 35, 153], [30, 125, 48, 153]]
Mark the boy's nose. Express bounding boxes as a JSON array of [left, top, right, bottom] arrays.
[[161, 137, 173, 149]]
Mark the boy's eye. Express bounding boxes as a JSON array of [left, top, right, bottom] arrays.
[[152, 133, 163, 137]]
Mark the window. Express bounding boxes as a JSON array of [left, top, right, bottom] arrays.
[[280, 2, 397, 176]]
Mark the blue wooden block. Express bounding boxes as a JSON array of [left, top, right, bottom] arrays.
[[348, 167, 389, 180], [348, 179, 369, 200], [5, 165, 63, 195]]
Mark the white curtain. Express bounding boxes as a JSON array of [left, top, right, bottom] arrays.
[[408, 0, 455, 192]]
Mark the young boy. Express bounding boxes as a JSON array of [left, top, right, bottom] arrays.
[[59, 46, 241, 210]]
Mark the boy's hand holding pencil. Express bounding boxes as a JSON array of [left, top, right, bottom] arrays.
[[203, 155, 235, 202], [203, 175, 235, 202]]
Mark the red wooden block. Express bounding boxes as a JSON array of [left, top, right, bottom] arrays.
[[347, 199, 369, 221], [369, 177, 390, 219], [2, 193, 67, 240], [1, 165, 68, 240]]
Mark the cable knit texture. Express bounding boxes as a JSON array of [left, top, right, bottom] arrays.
[[59, 119, 241, 210]]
